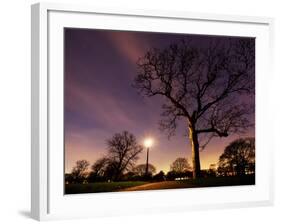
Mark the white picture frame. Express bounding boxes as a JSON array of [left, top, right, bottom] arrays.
[[31, 2, 274, 221]]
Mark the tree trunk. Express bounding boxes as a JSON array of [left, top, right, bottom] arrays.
[[189, 123, 201, 178]]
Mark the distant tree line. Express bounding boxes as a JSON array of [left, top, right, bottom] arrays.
[[65, 131, 255, 184], [65, 156, 193, 184]]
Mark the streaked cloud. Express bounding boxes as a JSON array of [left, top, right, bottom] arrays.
[[104, 31, 148, 66]]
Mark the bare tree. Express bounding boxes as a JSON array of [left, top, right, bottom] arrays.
[[218, 137, 255, 176], [71, 159, 90, 183], [170, 157, 191, 173], [134, 38, 255, 178], [106, 131, 143, 181], [91, 157, 109, 177], [133, 163, 156, 176]]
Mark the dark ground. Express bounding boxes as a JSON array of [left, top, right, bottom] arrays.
[[65, 175, 255, 194]]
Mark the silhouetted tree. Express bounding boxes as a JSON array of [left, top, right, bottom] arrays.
[[170, 157, 191, 173], [153, 170, 166, 181], [88, 157, 109, 182], [65, 173, 74, 184], [91, 157, 109, 176], [208, 163, 217, 177], [166, 170, 192, 180], [166, 170, 177, 180], [133, 163, 156, 176], [106, 131, 143, 181], [122, 171, 138, 181], [71, 159, 90, 183], [103, 160, 120, 181], [134, 38, 255, 178], [218, 137, 255, 176]]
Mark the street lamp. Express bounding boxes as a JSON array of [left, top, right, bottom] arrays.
[[144, 138, 153, 176]]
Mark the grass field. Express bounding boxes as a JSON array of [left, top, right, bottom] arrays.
[[181, 175, 255, 188], [65, 175, 255, 194], [65, 181, 148, 194]]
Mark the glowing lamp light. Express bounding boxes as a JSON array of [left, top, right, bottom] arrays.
[[144, 138, 153, 148]]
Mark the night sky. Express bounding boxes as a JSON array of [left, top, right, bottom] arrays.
[[64, 28, 255, 174]]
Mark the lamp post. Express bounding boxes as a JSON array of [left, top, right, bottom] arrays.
[[145, 147, 149, 175], [144, 138, 153, 176]]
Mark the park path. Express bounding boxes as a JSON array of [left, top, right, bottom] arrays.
[[121, 181, 196, 191]]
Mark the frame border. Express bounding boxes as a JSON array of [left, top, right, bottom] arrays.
[[31, 2, 274, 221]]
